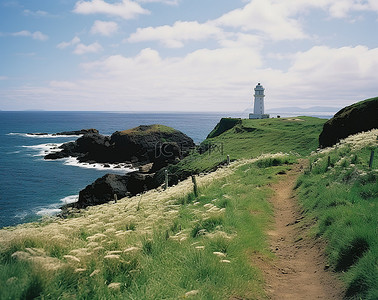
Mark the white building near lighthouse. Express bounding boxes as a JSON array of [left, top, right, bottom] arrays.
[[249, 83, 270, 119]]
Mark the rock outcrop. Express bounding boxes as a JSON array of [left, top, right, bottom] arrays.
[[55, 129, 99, 136], [319, 97, 378, 148], [28, 129, 98, 136], [75, 174, 129, 208], [207, 118, 241, 139], [46, 124, 195, 166], [45, 133, 111, 161], [109, 124, 194, 164], [56, 124, 195, 209], [74, 170, 159, 209]]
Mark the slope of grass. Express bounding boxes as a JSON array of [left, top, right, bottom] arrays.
[[296, 129, 378, 299], [0, 154, 295, 299], [166, 116, 325, 180]]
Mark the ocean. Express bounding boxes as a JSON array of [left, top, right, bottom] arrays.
[[0, 111, 332, 228], [0, 111, 236, 228]]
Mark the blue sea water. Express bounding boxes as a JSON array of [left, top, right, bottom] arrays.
[[0, 111, 235, 228]]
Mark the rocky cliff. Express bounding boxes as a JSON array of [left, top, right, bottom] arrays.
[[46, 124, 195, 167], [319, 97, 378, 148], [207, 118, 241, 139], [55, 125, 195, 209]]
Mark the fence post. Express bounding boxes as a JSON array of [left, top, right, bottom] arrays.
[[227, 155, 230, 165], [327, 156, 331, 169], [164, 169, 169, 190], [191, 175, 198, 198], [369, 150, 375, 169], [114, 194, 118, 203]]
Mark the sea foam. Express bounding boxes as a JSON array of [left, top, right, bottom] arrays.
[[60, 195, 79, 205], [8, 132, 82, 138], [36, 208, 62, 216], [36, 195, 79, 216], [63, 157, 136, 174], [22, 143, 64, 157]]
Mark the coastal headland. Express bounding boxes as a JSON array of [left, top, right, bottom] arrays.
[[1, 97, 377, 299]]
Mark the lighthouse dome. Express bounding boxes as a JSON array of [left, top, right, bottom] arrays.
[[255, 83, 264, 90]]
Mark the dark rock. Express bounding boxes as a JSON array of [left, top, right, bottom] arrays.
[[44, 151, 69, 160], [207, 118, 241, 138], [45, 132, 112, 162], [50, 124, 196, 209], [45, 124, 195, 168], [110, 124, 195, 164], [74, 170, 159, 209], [75, 174, 129, 208], [27, 132, 48, 136], [319, 97, 378, 148], [54, 129, 99, 136], [28, 129, 99, 136], [75, 133, 112, 163], [126, 172, 156, 195]]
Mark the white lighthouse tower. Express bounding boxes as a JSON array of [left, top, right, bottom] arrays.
[[249, 83, 269, 119]]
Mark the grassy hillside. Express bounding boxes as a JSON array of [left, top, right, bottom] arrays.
[[296, 129, 378, 299], [0, 154, 295, 299], [2, 116, 320, 299], [167, 116, 326, 180]]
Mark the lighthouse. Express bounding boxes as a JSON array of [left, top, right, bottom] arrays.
[[249, 83, 270, 119]]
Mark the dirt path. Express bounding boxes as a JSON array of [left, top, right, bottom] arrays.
[[260, 162, 344, 300]]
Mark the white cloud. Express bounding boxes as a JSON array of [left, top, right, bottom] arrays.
[[313, 0, 372, 18], [218, 33, 262, 49], [21, 45, 375, 111], [91, 20, 118, 36], [73, 46, 263, 110], [126, 0, 378, 49], [128, 21, 225, 48], [259, 45, 378, 104], [288, 45, 378, 87], [215, 0, 307, 41], [73, 0, 149, 19], [73, 42, 103, 55], [268, 0, 378, 19], [11, 30, 48, 41], [57, 36, 81, 49]]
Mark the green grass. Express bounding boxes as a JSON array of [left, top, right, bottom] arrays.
[[166, 116, 325, 182], [0, 156, 295, 299], [296, 132, 378, 299], [119, 124, 177, 136]]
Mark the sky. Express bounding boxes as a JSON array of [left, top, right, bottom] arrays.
[[0, 0, 377, 112]]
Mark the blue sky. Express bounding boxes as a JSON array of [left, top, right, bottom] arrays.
[[0, 0, 377, 112]]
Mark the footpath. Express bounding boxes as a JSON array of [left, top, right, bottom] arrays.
[[258, 162, 344, 300]]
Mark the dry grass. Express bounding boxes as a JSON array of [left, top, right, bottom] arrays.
[[0, 153, 287, 273]]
